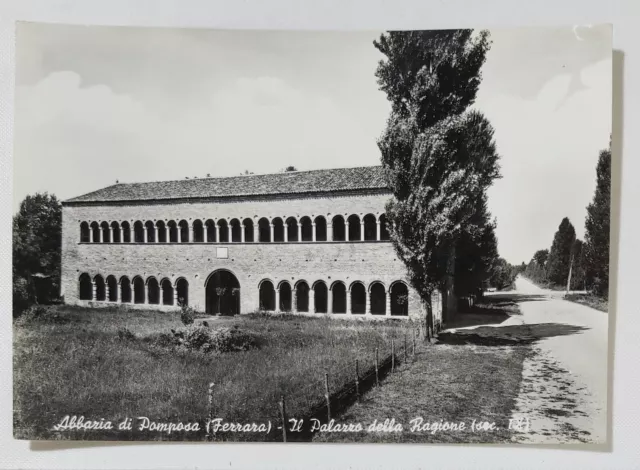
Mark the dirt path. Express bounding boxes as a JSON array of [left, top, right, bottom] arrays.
[[502, 277, 608, 444]]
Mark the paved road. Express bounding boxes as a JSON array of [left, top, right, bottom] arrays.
[[498, 276, 609, 444]]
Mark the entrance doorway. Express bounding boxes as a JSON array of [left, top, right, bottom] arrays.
[[205, 269, 241, 315]]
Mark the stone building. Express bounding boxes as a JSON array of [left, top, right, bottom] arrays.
[[61, 166, 443, 322]]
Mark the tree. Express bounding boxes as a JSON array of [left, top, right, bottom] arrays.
[[13, 193, 62, 314], [489, 258, 518, 291], [546, 217, 576, 287], [375, 29, 498, 329], [584, 149, 611, 297], [533, 249, 549, 268], [283, 166, 298, 172]]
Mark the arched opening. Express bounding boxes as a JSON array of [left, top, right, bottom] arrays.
[[391, 282, 409, 316], [106, 275, 118, 302], [351, 282, 366, 314], [300, 216, 313, 241], [286, 217, 298, 242], [347, 214, 361, 241], [79, 273, 92, 300], [145, 221, 156, 243], [272, 217, 284, 242], [218, 219, 229, 243], [193, 219, 204, 243], [230, 219, 242, 242], [314, 281, 328, 313], [167, 221, 178, 242], [91, 222, 100, 243], [176, 278, 189, 306], [363, 214, 377, 241], [133, 276, 145, 304], [134, 221, 144, 243], [380, 214, 390, 240], [258, 218, 270, 242], [279, 282, 292, 311], [370, 282, 386, 315], [120, 277, 132, 303], [205, 269, 240, 315], [121, 221, 131, 243], [332, 215, 345, 241], [110, 222, 121, 243], [147, 277, 160, 305], [205, 219, 216, 242], [156, 220, 166, 243], [243, 218, 254, 242], [296, 281, 310, 312], [80, 222, 90, 243], [331, 282, 346, 314], [94, 275, 106, 301], [259, 280, 275, 311], [314, 216, 327, 241], [161, 278, 173, 305], [178, 220, 189, 243], [101, 222, 110, 243]]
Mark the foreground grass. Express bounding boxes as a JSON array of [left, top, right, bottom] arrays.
[[564, 294, 608, 313], [13, 305, 415, 441], [313, 343, 529, 443]]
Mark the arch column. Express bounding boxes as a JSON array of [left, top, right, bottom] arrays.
[[365, 290, 371, 315], [165, 225, 170, 243], [109, 227, 113, 243], [309, 289, 315, 313], [327, 223, 333, 241], [91, 280, 97, 301], [227, 225, 232, 242], [188, 224, 193, 243], [292, 289, 297, 313], [173, 287, 179, 306], [275, 287, 280, 313], [312, 223, 317, 242], [130, 225, 135, 243], [284, 224, 288, 242], [346, 289, 352, 315], [143, 226, 148, 243], [89, 228, 94, 243], [345, 219, 350, 241], [297, 223, 302, 242], [386, 291, 391, 316], [216, 224, 220, 243], [376, 221, 381, 241], [154, 224, 160, 243], [99, 228, 104, 243], [105, 282, 111, 302], [360, 220, 365, 241], [269, 223, 274, 242], [119, 227, 124, 243], [253, 224, 259, 243], [241, 224, 245, 243], [117, 282, 122, 303], [144, 283, 148, 305], [203, 223, 208, 243], [177, 227, 182, 243], [327, 288, 333, 314]]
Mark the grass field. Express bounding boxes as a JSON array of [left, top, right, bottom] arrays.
[[13, 305, 416, 441], [564, 293, 608, 313]]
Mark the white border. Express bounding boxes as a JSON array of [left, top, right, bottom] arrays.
[[1, 0, 638, 469]]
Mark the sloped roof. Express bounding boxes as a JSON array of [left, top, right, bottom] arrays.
[[64, 165, 389, 204]]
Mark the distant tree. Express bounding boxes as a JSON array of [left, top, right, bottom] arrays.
[[584, 149, 611, 297], [240, 170, 254, 176], [489, 258, 518, 291], [374, 29, 497, 330], [533, 249, 549, 268], [283, 166, 298, 172], [546, 217, 576, 287], [569, 239, 586, 291], [13, 193, 62, 314]]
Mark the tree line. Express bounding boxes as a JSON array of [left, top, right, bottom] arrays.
[[524, 147, 611, 297]]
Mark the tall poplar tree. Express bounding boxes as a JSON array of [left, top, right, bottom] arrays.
[[374, 30, 499, 328], [546, 217, 576, 287], [584, 148, 611, 297]]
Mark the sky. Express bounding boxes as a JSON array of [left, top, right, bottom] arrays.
[[13, 23, 611, 264]]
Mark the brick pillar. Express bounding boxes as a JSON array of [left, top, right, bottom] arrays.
[[346, 289, 352, 314], [297, 223, 302, 242], [143, 226, 148, 243], [386, 291, 391, 316], [203, 224, 208, 243], [327, 288, 333, 314], [376, 221, 381, 241], [360, 220, 365, 241], [91, 281, 97, 301], [275, 288, 280, 313], [309, 289, 315, 313], [241, 224, 245, 243], [269, 224, 274, 242], [253, 224, 259, 243], [327, 223, 333, 241], [312, 223, 316, 242]]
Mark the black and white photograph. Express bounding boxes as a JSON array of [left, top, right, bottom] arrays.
[[11, 22, 612, 445]]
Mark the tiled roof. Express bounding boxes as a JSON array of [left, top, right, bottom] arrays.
[[64, 165, 389, 204]]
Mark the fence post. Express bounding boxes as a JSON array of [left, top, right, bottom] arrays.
[[207, 382, 214, 442], [324, 372, 331, 422], [279, 395, 287, 442], [391, 339, 395, 373], [404, 333, 408, 364], [412, 328, 416, 360], [374, 348, 379, 387], [355, 359, 360, 402]]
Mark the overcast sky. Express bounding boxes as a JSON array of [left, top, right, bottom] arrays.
[[13, 23, 611, 264]]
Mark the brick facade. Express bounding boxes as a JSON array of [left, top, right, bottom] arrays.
[[61, 177, 442, 323]]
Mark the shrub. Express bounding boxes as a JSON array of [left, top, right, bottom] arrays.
[[13, 276, 33, 317], [161, 325, 260, 354], [117, 327, 136, 341], [179, 304, 196, 326], [15, 305, 70, 325]]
